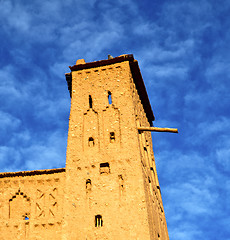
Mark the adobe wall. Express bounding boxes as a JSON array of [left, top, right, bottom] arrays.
[[63, 60, 162, 240], [0, 169, 65, 240], [130, 73, 169, 240]]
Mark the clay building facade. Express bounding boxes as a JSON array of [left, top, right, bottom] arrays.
[[0, 54, 170, 240]]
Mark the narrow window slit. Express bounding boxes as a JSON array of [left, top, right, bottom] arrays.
[[108, 91, 112, 104], [150, 167, 155, 174], [157, 186, 161, 193], [88, 137, 94, 147], [110, 132, 115, 143], [148, 176, 151, 183], [89, 95, 93, 108], [86, 179, 92, 191]]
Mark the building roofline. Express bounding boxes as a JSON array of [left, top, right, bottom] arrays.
[[69, 54, 134, 71], [129, 60, 155, 124], [66, 54, 155, 125], [0, 168, 66, 178]]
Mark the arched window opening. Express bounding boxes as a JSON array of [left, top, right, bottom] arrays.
[[110, 132, 115, 143], [89, 95, 93, 108], [100, 162, 110, 175], [95, 215, 103, 227], [88, 137, 94, 147], [86, 179, 92, 191], [9, 190, 30, 220], [108, 91, 112, 105]]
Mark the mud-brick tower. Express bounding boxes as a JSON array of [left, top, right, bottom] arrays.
[[63, 54, 169, 240]]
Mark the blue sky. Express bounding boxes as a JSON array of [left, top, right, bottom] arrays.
[[0, 0, 230, 239]]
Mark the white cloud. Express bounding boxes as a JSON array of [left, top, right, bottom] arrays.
[[0, 66, 23, 99], [187, 117, 230, 144], [23, 130, 67, 170], [0, 146, 21, 171], [0, 111, 21, 130], [216, 147, 230, 172], [169, 223, 202, 240], [0, 1, 31, 32]]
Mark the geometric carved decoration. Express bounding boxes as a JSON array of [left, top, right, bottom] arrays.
[[36, 189, 45, 218], [49, 188, 58, 217], [35, 187, 59, 218], [9, 189, 31, 220]]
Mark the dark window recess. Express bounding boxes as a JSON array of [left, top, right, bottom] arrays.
[[144, 147, 148, 159], [157, 186, 161, 193], [95, 215, 103, 227], [89, 95, 93, 108], [86, 179, 92, 191], [88, 137, 94, 147], [150, 167, 154, 171], [24, 213, 29, 220], [100, 162, 110, 175], [108, 91, 112, 104], [148, 176, 151, 183], [110, 132, 115, 143]]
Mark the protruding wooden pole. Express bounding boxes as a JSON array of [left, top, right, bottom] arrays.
[[138, 127, 178, 133]]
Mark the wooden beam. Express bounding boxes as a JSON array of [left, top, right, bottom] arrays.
[[138, 127, 178, 133]]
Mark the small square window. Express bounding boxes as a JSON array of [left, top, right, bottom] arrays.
[[100, 162, 110, 175]]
